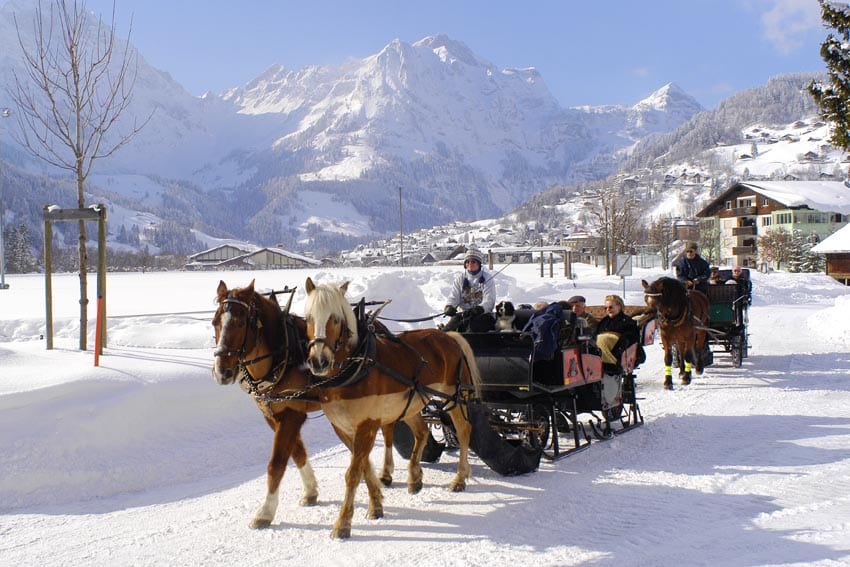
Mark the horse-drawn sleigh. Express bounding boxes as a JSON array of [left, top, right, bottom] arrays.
[[211, 278, 651, 538]]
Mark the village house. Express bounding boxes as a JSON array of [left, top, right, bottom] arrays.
[[696, 181, 850, 268], [811, 223, 850, 285]]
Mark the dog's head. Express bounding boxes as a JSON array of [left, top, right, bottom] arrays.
[[495, 301, 516, 318]]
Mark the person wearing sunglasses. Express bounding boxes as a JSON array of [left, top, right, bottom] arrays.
[[674, 242, 711, 294], [442, 249, 496, 332], [594, 294, 640, 376]]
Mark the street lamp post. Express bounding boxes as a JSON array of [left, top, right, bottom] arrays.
[[0, 107, 12, 290]]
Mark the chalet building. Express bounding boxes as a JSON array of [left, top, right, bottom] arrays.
[[811, 223, 850, 285], [185, 244, 320, 270], [696, 181, 850, 268]]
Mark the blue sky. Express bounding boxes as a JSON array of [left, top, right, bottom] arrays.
[[84, 0, 827, 109]]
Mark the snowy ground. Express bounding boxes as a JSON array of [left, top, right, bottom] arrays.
[[1, 263, 850, 566]]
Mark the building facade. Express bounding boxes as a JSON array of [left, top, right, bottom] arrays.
[[696, 181, 850, 268]]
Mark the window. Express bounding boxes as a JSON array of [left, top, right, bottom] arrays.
[[762, 198, 769, 206], [738, 198, 753, 208], [725, 201, 731, 210], [761, 217, 772, 226], [775, 213, 792, 224]]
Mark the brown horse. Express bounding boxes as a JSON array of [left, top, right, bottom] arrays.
[[303, 277, 481, 539], [212, 280, 401, 530], [642, 277, 709, 390], [212, 280, 320, 529]]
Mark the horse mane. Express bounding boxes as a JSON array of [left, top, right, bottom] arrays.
[[305, 281, 358, 348]]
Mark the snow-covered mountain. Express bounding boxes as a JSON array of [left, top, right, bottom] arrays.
[[0, 1, 704, 253]]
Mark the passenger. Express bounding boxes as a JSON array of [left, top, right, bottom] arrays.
[[726, 265, 752, 305], [442, 248, 496, 332], [708, 266, 726, 284], [533, 301, 549, 311], [594, 294, 640, 376], [567, 295, 598, 334], [674, 241, 711, 294]]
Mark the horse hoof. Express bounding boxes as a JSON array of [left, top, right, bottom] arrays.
[[366, 508, 384, 520], [449, 481, 466, 493], [408, 481, 423, 494], [663, 378, 673, 390], [681, 374, 691, 386], [300, 495, 318, 507], [249, 518, 272, 529], [380, 475, 392, 488], [331, 528, 351, 539]]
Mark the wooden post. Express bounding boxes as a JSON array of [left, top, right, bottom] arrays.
[[43, 207, 53, 350], [549, 252, 554, 278], [539, 240, 544, 277], [94, 295, 104, 366], [97, 206, 107, 348], [42, 205, 107, 351]]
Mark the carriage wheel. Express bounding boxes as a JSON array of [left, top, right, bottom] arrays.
[[731, 334, 743, 368], [742, 328, 749, 358]]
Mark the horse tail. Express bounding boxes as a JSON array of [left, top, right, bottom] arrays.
[[447, 331, 481, 399]]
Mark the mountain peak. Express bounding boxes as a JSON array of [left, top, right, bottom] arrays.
[[634, 82, 702, 113], [412, 34, 484, 67]]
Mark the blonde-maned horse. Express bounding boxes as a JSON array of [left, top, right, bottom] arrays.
[[303, 277, 481, 539]]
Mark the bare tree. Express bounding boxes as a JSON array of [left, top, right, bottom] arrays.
[[9, 0, 148, 349], [584, 180, 645, 275], [648, 214, 676, 270]]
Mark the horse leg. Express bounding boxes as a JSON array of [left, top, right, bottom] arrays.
[[663, 345, 674, 390], [680, 342, 693, 385], [250, 408, 307, 529], [694, 331, 707, 375], [403, 413, 428, 494], [379, 423, 395, 487], [446, 404, 473, 492], [332, 419, 381, 539], [362, 454, 384, 520], [291, 432, 319, 506]]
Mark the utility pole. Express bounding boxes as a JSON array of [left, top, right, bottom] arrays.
[[398, 186, 404, 268]]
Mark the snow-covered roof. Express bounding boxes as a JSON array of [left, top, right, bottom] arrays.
[[737, 181, 850, 214], [250, 247, 321, 266], [811, 223, 850, 253]]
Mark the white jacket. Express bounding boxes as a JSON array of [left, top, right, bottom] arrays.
[[448, 268, 496, 312]]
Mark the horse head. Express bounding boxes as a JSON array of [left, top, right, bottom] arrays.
[[303, 277, 358, 376], [212, 279, 282, 385], [642, 277, 687, 318]]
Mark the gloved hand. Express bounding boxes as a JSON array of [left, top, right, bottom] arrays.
[[468, 306, 485, 317], [443, 305, 457, 317]]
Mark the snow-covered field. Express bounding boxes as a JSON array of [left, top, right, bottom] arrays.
[[2, 263, 850, 566]]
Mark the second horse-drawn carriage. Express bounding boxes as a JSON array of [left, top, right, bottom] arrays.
[[705, 268, 751, 368]]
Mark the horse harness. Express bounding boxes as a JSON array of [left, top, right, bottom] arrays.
[[645, 289, 694, 329], [310, 307, 466, 421], [218, 294, 303, 400]]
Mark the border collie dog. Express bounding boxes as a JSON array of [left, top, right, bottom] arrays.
[[495, 300, 516, 332]]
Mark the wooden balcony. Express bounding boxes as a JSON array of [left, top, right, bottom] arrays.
[[732, 206, 757, 216], [732, 226, 756, 236], [732, 245, 755, 255]]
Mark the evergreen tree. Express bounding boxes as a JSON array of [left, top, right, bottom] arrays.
[[809, 0, 850, 153], [787, 230, 807, 273], [11, 224, 37, 273]]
